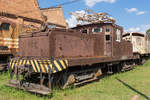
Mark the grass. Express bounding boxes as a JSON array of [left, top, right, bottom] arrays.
[[1, 60, 150, 100]]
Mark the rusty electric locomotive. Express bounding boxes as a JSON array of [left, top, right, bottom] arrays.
[[8, 22, 142, 95], [7, 10, 150, 95]]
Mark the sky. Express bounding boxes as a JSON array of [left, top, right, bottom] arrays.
[[38, 0, 150, 33]]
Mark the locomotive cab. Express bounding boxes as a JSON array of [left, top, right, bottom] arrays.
[[72, 23, 129, 58]]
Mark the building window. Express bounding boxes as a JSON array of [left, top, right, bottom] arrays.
[[81, 29, 88, 34], [106, 35, 110, 41], [106, 28, 110, 32], [0, 23, 10, 31], [92, 27, 102, 33], [116, 29, 121, 42]]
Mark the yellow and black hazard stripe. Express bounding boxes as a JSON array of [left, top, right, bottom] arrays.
[[9, 59, 28, 70], [9, 58, 68, 73]]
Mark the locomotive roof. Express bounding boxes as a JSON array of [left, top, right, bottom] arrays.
[[19, 28, 73, 38], [19, 22, 124, 37], [71, 22, 123, 29]]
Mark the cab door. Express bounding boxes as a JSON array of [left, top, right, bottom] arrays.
[[104, 27, 112, 56]]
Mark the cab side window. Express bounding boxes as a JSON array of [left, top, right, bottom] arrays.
[[92, 27, 102, 34], [116, 29, 121, 42], [105, 28, 111, 41], [105, 28, 110, 32], [81, 29, 89, 34], [106, 35, 110, 41]]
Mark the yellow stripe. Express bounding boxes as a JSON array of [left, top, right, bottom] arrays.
[[34, 60, 40, 72], [30, 60, 37, 72], [54, 60, 62, 71], [42, 60, 49, 72], [44, 63, 49, 72], [19, 60, 23, 65], [65, 60, 69, 66], [12, 59, 17, 69], [9, 59, 12, 67], [59, 60, 66, 69], [23, 60, 26, 65], [50, 63, 56, 73], [14, 59, 19, 68], [26, 60, 30, 65], [39, 60, 45, 73], [11, 60, 15, 69], [47, 60, 56, 73]]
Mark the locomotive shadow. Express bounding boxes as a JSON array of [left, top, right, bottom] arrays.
[[116, 78, 150, 100]]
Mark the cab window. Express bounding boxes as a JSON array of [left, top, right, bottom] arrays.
[[116, 29, 121, 42], [92, 27, 102, 33], [105, 28, 110, 32], [106, 35, 110, 41], [81, 29, 89, 34]]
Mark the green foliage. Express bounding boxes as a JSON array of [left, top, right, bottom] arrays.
[[1, 60, 150, 100]]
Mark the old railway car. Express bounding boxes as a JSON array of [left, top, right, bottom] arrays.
[[0, 19, 19, 70], [0, 16, 42, 70], [123, 32, 150, 63], [8, 22, 139, 95]]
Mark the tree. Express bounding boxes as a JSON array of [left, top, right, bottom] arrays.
[[146, 29, 150, 39]]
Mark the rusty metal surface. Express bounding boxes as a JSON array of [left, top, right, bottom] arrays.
[[54, 30, 105, 58], [19, 33, 50, 57], [113, 40, 133, 57], [18, 23, 134, 67], [68, 55, 138, 67], [19, 29, 104, 58]]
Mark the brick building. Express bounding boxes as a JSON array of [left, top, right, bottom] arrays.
[[0, 0, 43, 30], [41, 6, 67, 28]]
